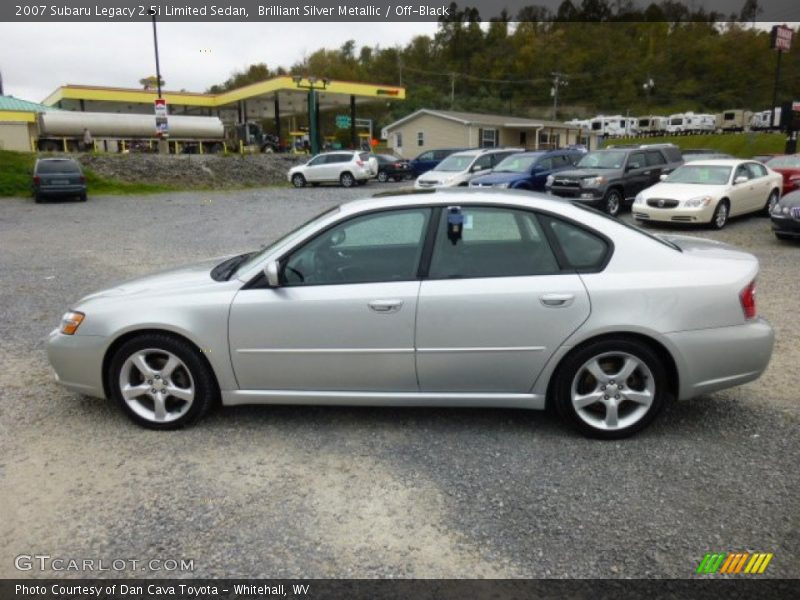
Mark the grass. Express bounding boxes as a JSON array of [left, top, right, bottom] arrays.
[[0, 150, 178, 197], [605, 133, 786, 158]]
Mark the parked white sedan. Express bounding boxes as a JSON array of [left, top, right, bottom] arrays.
[[288, 151, 378, 188], [632, 159, 782, 229]]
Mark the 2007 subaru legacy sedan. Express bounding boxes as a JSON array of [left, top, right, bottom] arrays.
[[47, 189, 774, 439]]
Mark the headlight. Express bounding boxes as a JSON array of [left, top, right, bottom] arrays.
[[545, 175, 554, 187], [582, 176, 606, 186], [684, 195, 712, 207], [59, 311, 85, 335], [782, 206, 791, 215], [634, 193, 644, 205], [772, 203, 784, 215]]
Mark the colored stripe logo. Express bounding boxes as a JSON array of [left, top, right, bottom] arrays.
[[697, 552, 774, 574]]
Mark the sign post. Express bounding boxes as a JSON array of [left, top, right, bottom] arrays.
[[770, 25, 794, 130], [154, 98, 169, 138]]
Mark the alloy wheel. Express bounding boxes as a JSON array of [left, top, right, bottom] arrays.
[[118, 349, 195, 424], [605, 191, 621, 217], [570, 352, 655, 432]]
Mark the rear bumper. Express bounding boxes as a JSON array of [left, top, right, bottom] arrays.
[[36, 185, 87, 197], [47, 329, 108, 399], [666, 318, 774, 400]]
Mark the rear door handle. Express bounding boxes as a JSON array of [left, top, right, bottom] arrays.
[[540, 293, 575, 307], [369, 299, 403, 313]]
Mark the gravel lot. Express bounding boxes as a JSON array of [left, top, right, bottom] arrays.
[[0, 184, 798, 579]]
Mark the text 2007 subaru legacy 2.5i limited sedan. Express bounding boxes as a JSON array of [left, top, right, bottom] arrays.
[[47, 190, 774, 439]]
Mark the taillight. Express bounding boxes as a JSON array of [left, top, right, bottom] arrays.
[[33, 175, 40, 185], [79, 175, 86, 183], [740, 280, 757, 320], [356, 160, 364, 166]]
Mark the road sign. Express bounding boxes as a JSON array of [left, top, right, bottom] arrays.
[[335, 115, 351, 129], [771, 25, 793, 52], [154, 98, 169, 137]]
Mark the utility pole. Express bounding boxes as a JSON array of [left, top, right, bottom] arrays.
[[149, 10, 168, 154], [450, 73, 456, 109], [551, 72, 568, 120], [0, 69, 4, 96], [397, 54, 403, 87]]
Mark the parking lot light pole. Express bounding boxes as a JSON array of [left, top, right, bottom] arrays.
[[149, 10, 168, 154], [293, 76, 330, 155]]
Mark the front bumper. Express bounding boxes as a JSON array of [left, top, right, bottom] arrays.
[[547, 186, 604, 202], [666, 318, 774, 400], [771, 213, 800, 237], [47, 329, 108, 399], [632, 203, 715, 224]]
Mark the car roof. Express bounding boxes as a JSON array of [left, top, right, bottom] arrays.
[[676, 159, 747, 166], [343, 188, 585, 216]]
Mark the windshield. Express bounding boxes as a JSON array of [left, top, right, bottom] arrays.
[[666, 165, 731, 185], [435, 154, 475, 172], [577, 151, 626, 169], [233, 206, 341, 278], [493, 154, 541, 173], [766, 155, 800, 168]]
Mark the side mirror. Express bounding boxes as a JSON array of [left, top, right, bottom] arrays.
[[264, 261, 280, 287], [734, 175, 748, 185], [659, 173, 668, 181]]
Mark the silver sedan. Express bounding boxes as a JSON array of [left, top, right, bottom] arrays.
[[47, 190, 774, 438]]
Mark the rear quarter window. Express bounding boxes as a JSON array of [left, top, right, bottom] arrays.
[[540, 215, 610, 270]]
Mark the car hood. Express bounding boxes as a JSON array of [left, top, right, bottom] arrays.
[[471, 172, 525, 185], [641, 182, 724, 199], [554, 168, 621, 180], [76, 257, 227, 306], [419, 170, 466, 182], [656, 234, 757, 262], [778, 190, 800, 207]]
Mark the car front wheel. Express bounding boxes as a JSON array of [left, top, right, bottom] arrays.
[[554, 338, 667, 439], [291, 173, 306, 188], [710, 199, 729, 229], [764, 190, 779, 216], [603, 189, 622, 217], [109, 333, 217, 430]]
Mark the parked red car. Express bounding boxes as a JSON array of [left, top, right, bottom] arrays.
[[765, 155, 800, 195]]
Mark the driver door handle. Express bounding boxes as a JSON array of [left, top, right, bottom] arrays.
[[540, 293, 575, 307], [369, 299, 403, 313]]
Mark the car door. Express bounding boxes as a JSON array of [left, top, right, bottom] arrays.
[[623, 151, 650, 198], [530, 156, 555, 190], [413, 151, 436, 176], [644, 150, 668, 187], [322, 153, 349, 181], [745, 162, 771, 213], [729, 164, 754, 216], [228, 207, 432, 391], [415, 206, 591, 393], [303, 155, 327, 182], [467, 154, 494, 182]]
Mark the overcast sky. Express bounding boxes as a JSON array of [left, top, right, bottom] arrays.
[[0, 22, 439, 102]]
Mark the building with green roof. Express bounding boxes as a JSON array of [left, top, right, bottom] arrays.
[[0, 95, 54, 151]]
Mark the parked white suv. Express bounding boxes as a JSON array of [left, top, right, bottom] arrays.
[[289, 151, 378, 188], [414, 148, 523, 188]]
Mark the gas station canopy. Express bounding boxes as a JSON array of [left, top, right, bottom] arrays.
[[41, 76, 405, 121]]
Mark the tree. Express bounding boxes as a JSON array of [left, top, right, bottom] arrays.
[[139, 76, 164, 90]]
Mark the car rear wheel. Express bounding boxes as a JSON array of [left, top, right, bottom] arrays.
[[554, 338, 667, 439], [340, 172, 355, 188], [291, 173, 306, 188], [79, 193, 87, 202], [764, 190, 779, 216], [109, 334, 217, 430], [710, 199, 729, 229], [377, 171, 389, 183], [603, 189, 622, 217]]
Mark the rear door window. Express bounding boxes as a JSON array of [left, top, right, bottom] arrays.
[[645, 151, 666, 166]]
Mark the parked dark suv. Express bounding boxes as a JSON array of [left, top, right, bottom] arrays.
[[409, 148, 469, 177], [545, 144, 683, 216], [33, 158, 87, 203]]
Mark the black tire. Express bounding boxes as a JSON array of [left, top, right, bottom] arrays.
[[109, 333, 218, 430], [775, 233, 792, 241], [553, 337, 668, 439], [79, 193, 88, 202], [602, 188, 623, 217], [34, 193, 42, 204], [340, 172, 355, 188], [377, 171, 389, 183], [710, 199, 729, 230], [763, 190, 779, 216], [291, 173, 306, 188]]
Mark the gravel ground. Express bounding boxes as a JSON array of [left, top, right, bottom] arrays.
[[0, 184, 798, 579]]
